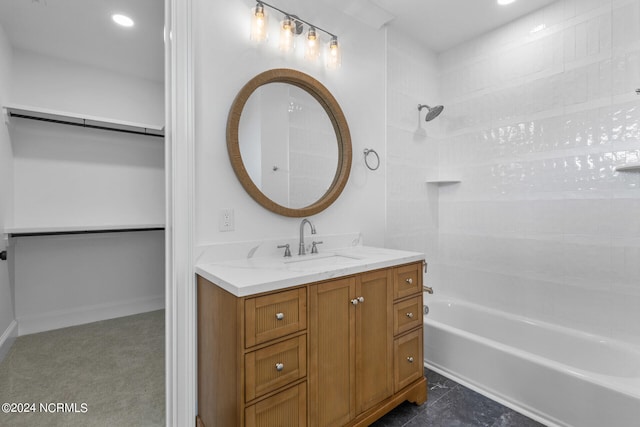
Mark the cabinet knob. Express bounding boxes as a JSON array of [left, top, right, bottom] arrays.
[[351, 299, 359, 305], [405, 278, 413, 285], [275, 363, 284, 372], [406, 312, 414, 319], [275, 312, 284, 320], [407, 356, 414, 363], [357, 296, 365, 303]]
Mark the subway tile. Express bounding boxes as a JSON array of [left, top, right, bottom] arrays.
[[388, 0, 639, 342]]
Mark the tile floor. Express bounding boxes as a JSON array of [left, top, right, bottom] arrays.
[[372, 369, 545, 427]]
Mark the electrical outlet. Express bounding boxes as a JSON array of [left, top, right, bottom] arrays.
[[219, 208, 235, 232]]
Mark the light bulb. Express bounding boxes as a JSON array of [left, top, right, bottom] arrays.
[[250, 3, 268, 42], [305, 27, 319, 61], [326, 37, 341, 69], [279, 17, 295, 52]]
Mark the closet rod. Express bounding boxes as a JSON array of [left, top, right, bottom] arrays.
[[9, 227, 165, 238], [9, 112, 164, 138]]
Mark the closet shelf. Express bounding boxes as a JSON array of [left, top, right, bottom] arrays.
[[6, 224, 165, 238], [615, 164, 640, 172], [3, 104, 164, 137]]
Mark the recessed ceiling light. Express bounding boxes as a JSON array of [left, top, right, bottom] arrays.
[[112, 14, 134, 27], [497, 0, 516, 5]]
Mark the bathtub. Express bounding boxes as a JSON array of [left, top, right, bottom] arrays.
[[423, 297, 640, 427]]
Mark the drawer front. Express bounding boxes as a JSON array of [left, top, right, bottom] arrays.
[[246, 287, 307, 348], [393, 263, 422, 300], [394, 329, 423, 393], [245, 382, 307, 427], [393, 295, 422, 336], [245, 335, 307, 402]]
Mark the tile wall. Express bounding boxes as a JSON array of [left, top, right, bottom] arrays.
[[436, 0, 640, 343], [385, 29, 441, 259]]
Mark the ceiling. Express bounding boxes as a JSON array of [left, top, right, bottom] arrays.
[[0, 0, 559, 82], [0, 0, 164, 82], [374, 0, 560, 52]]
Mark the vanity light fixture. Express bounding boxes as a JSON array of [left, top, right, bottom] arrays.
[[112, 13, 134, 27], [250, 1, 341, 68]]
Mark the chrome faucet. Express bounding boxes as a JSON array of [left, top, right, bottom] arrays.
[[298, 219, 316, 255]]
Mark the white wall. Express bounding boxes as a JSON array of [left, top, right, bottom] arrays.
[[11, 49, 164, 126], [13, 231, 165, 335], [11, 119, 165, 229], [10, 50, 165, 229], [8, 50, 165, 334], [435, 0, 640, 344], [194, 0, 387, 251], [0, 24, 16, 361]]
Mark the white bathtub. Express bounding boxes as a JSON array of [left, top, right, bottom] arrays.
[[423, 297, 640, 427]]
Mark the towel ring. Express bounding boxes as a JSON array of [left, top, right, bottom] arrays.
[[363, 148, 380, 171]]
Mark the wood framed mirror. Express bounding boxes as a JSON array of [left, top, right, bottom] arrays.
[[227, 68, 352, 217]]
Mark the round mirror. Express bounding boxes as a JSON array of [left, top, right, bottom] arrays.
[[227, 69, 352, 217]]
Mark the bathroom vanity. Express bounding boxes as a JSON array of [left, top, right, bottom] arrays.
[[195, 246, 427, 426]]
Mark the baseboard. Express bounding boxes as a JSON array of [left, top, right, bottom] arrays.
[[0, 320, 18, 363], [17, 295, 165, 336]]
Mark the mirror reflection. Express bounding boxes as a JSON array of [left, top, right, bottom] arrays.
[[238, 83, 338, 209]]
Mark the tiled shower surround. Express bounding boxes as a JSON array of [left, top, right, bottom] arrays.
[[387, 0, 640, 345]]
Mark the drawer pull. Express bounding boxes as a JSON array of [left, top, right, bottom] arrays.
[[405, 278, 413, 285], [275, 363, 284, 372], [357, 296, 365, 304], [275, 312, 284, 321], [406, 312, 414, 319], [407, 356, 414, 363]]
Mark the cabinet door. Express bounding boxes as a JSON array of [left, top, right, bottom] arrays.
[[355, 268, 394, 414], [309, 277, 356, 427]]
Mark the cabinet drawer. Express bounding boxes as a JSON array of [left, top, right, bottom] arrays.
[[393, 295, 422, 336], [245, 382, 307, 427], [393, 263, 422, 300], [394, 329, 423, 393], [245, 335, 307, 402], [246, 288, 307, 348]]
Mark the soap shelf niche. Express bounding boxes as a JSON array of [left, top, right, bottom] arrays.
[[615, 164, 640, 172], [425, 169, 461, 185], [426, 179, 461, 185], [3, 104, 164, 137]]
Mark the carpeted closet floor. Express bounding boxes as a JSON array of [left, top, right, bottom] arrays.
[[0, 310, 165, 427]]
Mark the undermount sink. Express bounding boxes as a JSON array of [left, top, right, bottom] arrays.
[[284, 253, 362, 269]]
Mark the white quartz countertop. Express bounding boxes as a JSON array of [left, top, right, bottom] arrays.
[[195, 245, 425, 297]]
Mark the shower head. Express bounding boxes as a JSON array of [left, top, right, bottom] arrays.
[[418, 104, 444, 122]]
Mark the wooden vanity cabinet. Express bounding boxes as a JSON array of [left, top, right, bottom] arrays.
[[197, 261, 426, 427]]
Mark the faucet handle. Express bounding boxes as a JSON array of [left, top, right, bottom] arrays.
[[311, 241, 323, 254], [277, 244, 291, 257]]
